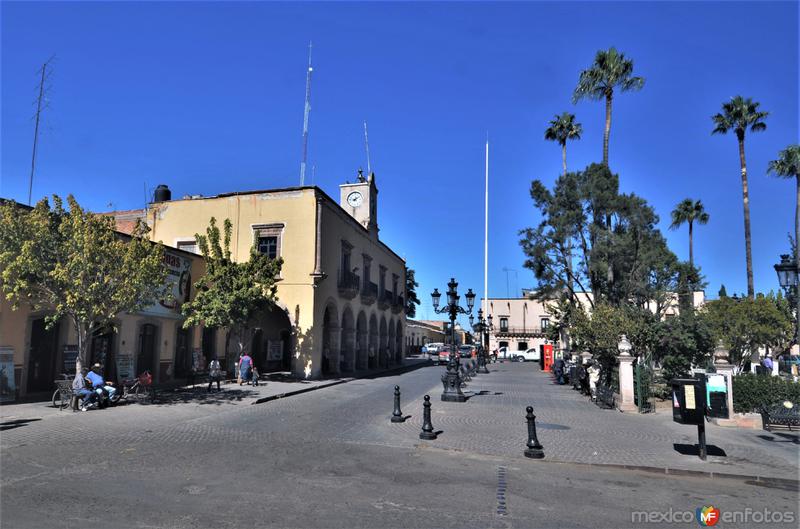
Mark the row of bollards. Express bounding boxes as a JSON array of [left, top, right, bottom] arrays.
[[391, 385, 543, 457]]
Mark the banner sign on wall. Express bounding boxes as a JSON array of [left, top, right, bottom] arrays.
[[116, 352, 134, 380], [267, 341, 283, 362], [140, 250, 193, 318], [62, 345, 79, 374]]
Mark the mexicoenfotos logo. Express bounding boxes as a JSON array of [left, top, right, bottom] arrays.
[[696, 506, 720, 526]]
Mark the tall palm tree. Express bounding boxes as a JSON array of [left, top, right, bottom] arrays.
[[712, 96, 769, 299], [768, 144, 800, 341], [544, 112, 583, 177], [669, 199, 710, 267], [572, 47, 645, 167]]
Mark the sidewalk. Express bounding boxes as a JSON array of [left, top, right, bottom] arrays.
[[0, 357, 429, 424]]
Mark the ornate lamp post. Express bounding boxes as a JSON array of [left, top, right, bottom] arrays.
[[432, 278, 475, 402], [775, 254, 799, 346], [471, 308, 491, 374]]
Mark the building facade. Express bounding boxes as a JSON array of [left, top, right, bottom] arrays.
[[124, 172, 406, 379], [405, 320, 448, 354], [484, 290, 706, 355]]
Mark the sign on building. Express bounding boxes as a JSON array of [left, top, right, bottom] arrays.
[[0, 347, 15, 402], [141, 250, 193, 317]]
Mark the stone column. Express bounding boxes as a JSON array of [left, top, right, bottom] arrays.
[[343, 328, 356, 372], [713, 342, 736, 424], [617, 335, 636, 412], [328, 325, 341, 375]]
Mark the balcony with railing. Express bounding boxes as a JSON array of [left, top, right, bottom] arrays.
[[493, 326, 545, 337], [361, 281, 378, 305], [392, 295, 404, 314], [378, 289, 393, 310], [337, 269, 360, 300]]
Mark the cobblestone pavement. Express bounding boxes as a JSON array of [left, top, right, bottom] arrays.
[[1, 361, 798, 529]]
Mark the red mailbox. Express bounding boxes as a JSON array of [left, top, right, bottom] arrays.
[[543, 344, 554, 372]]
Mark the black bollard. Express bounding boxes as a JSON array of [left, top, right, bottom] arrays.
[[391, 385, 405, 423], [420, 395, 438, 440], [524, 406, 544, 459]]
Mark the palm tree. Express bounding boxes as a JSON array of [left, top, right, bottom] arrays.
[[669, 199, 710, 267], [572, 47, 644, 167], [712, 96, 769, 299], [544, 112, 583, 177], [768, 144, 800, 337]]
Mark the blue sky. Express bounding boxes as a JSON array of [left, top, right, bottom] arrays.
[[1, 1, 797, 327]]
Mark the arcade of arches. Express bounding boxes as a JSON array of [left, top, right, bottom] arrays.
[[321, 302, 404, 376]]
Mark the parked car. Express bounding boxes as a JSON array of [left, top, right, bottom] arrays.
[[425, 343, 446, 365], [512, 348, 541, 362], [458, 344, 477, 359]]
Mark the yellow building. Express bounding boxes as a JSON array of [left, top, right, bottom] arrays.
[[0, 234, 205, 401], [124, 171, 407, 379]]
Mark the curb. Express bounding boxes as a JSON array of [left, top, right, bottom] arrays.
[[251, 359, 431, 405]]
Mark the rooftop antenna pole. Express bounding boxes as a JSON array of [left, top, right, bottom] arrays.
[[364, 120, 372, 174], [28, 57, 54, 206], [299, 42, 313, 186]]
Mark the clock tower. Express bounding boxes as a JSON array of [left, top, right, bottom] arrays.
[[340, 169, 378, 234]]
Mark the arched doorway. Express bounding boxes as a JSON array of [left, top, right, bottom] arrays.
[[368, 314, 378, 369], [251, 304, 294, 373], [321, 303, 340, 376], [379, 316, 388, 369], [356, 311, 367, 371], [340, 307, 355, 373], [395, 322, 403, 364], [388, 320, 396, 367]]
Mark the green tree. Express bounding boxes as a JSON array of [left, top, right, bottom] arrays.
[[572, 47, 645, 166], [0, 196, 167, 374], [570, 304, 631, 384], [712, 96, 769, 298], [703, 293, 792, 372], [181, 217, 283, 368], [544, 112, 583, 177], [520, 163, 679, 313], [405, 267, 421, 318], [656, 312, 715, 381], [669, 199, 709, 267]]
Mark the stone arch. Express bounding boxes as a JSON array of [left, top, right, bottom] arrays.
[[340, 306, 356, 373], [356, 311, 368, 371], [379, 315, 388, 369], [322, 301, 340, 376], [395, 321, 403, 364], [388, 320, 396, 367], [368, 313, 378, 369]]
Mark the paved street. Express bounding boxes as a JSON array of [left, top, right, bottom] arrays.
[[1, 362, 798, 529]]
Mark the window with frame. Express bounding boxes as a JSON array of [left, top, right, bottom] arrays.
[[341, 240, 352, 272], [363, 254, 372, 284], [379, 265, 387, 293], [500, 317, 509, 332], [253, 224, 284, 260], [540, 318, 550, 330]]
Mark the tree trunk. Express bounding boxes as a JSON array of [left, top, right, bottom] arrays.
[[561, 142, 567, 177], [795, 174, 800, 345], [738, 136, 754, 298], [603, 91, 613, 166], [688, 220, 694, 267]]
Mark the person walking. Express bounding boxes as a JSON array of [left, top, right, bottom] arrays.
[[239, 352, 253, 386], [207, 357, 221, 392]]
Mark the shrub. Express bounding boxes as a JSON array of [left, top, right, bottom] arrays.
[[732, 373, 800, 413]]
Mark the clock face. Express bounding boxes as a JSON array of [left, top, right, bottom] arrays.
[[347, 191, 363, 207]]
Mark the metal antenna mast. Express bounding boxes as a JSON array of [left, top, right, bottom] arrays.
[[28, 57, 54, 206], [363, 121, 371, 174], [299, 42, 313, 186]]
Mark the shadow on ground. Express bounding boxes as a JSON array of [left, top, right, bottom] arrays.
[[673, 443, 727, 457], [0, 418, 42, 431], [137, 388, 261, 407]]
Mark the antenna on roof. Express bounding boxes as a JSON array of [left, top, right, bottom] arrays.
[[28, 56, 55, 206], [363, 120, 372, 175], [299, 42, 313, 186]]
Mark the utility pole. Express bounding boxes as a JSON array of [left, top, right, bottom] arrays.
[[28, 57, 54, 206], [364, 121, 372, 174]]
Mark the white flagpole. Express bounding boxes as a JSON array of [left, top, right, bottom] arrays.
[[484, 135, 489, 316]]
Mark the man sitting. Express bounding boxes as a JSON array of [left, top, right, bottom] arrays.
[[72, 367, 96, 411], [86, 363, 117, 404]]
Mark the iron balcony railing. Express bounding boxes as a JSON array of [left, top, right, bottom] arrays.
[[337, 269, 360, 300], [392, 295, 404, 314], [378, 289, 393, 310], [361, 281, 378, 305], [493, 326, 546, 336]]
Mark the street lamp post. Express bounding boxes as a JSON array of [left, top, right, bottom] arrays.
[[432, 278, 475, 402], [775, 254, 800, 346], [471, 308, 491, 374]]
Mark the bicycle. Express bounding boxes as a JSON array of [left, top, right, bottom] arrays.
[[51, 374, 74, 409], [112, 370, 153, 403]]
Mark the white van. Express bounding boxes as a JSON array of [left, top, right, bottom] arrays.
[[424, 343, 447, 365]]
